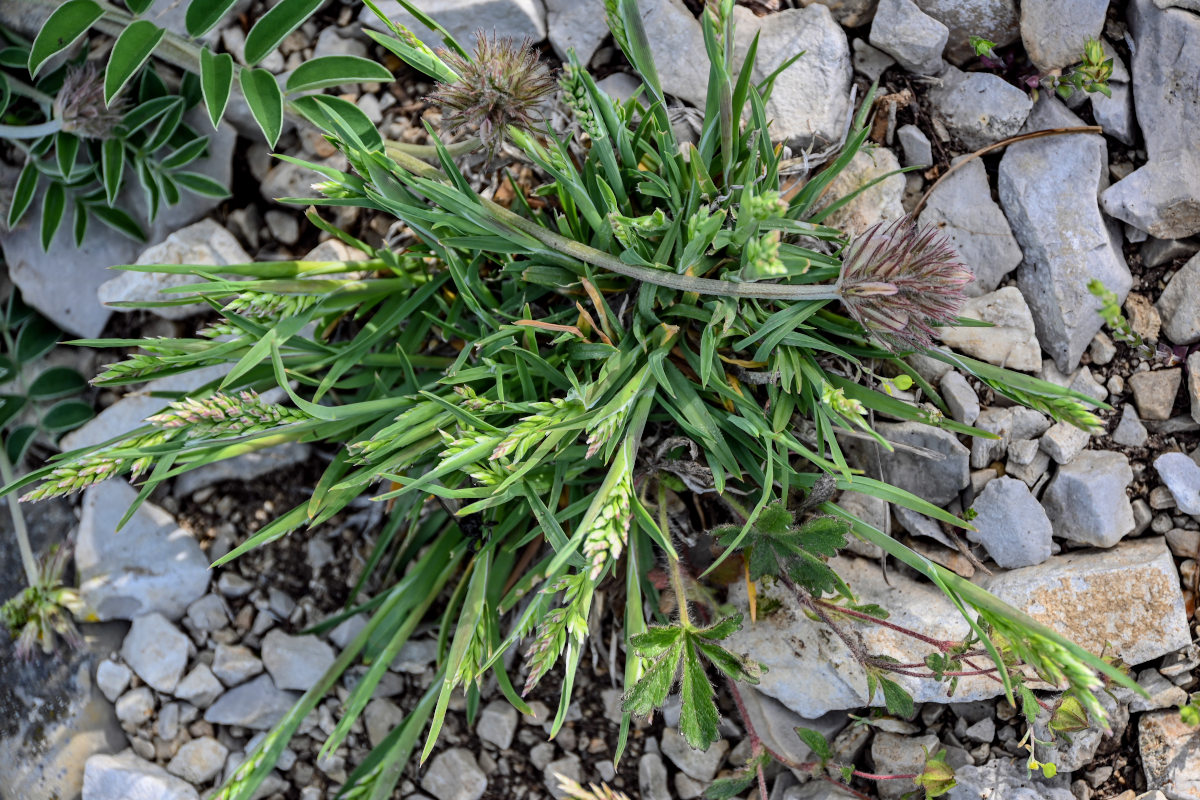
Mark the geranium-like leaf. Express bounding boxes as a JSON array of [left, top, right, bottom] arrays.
[[879, 676, 915, 719], [716, 502, 850, 597], [795, 726, 833, 763], [679, 646, 720, 750], [623, 633, 683, 717], [915, 747, 956, 798]]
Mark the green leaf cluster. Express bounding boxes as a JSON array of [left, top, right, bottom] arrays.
[[623, 614, 762, 750], [1, 3, 1141, 799]]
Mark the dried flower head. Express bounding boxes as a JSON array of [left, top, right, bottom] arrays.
[[53, 62, 125, 139], [836, 215, 973, 351], [429, 32, 555, 159]]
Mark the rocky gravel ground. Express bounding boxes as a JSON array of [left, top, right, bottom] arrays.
[[3, 0, 1200, 799]]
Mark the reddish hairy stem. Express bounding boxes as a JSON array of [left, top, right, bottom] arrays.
[[813, 598, 958, 650]]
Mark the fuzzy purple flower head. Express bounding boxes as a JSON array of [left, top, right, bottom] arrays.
[[836, 215, 973, 351], [429, 33, 555, 160], [53, 62, 125, 139]]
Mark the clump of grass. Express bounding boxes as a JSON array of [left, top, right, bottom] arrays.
[[6, 1, 1140, 797]]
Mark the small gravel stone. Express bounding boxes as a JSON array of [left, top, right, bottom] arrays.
[[544, 754, 582, 799], [1020, 0, 1107, 71], [167, 737, 229, 784], [185, 594, 228, 632], [964, 717, 996, 743], [1130, 668, 1190, 713], [1129, 369, 1182, 421], [940, 371, 980, 424], [121, 613, 190, 694], [174, 664, 223, 710], [476, 700, 519, 749], [967, 476, 1053, 567], [1167, 528, 1200, 558], [1187, 352, 1200, 424], [1155, 453, 1200, 515], [204, 674, 298, 730], [421, 747, 487, 800], [1157, 253, 1200, 345], [261, 630, 336, 691], [660, 728, 729, 782], [871, 732, 940, 800], [1112, 404, 1149, 447], [851, 38, 895, 81], [1041, 450, 1135, 547], [929, 66, 1033, 151], [1007, 448, 1051, 487], [83, 750, 199, 800], [211, 643, 263, 686], [97, 659, 132, 703], [115, 687, 156, 728], [1040, 422, 1091, 464], [1090, 332, 1116, 365], [869, 0, 948, 75], [639, 752, 671, 800], [216, 572, 253, 599], [897, 124, 932, 167], [940, 287, 1042, 372], [363, 698, 405, 748], [919, 157, 1023, 297], [1007, 438, 1039, 466]]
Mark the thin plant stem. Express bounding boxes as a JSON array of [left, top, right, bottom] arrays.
[[659, 479, 690, 628], [6, 76, 55, 107], [0, 119, 63, 139], [0, 448, 38, 588]]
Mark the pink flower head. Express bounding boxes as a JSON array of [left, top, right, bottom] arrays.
[[837, 215, 973, 351]]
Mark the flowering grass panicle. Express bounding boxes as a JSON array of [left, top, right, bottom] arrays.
[[429, 32, 556, 159], [837, 215, 973, 350], [146, 391, 307, 434]]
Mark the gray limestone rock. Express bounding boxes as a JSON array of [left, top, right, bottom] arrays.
[[851, 38, 895, 81], [639, 753, 671, 800], [1000, 97, 1132, 372], [421, 747, 488, 800], [946, 758, 1073, 800], [815, 147, 905, 235], [1129, 369, 1182, 421], [967, 476, 1053, 567], [96, 659, 132, 703], [732, 5, 852, 150], [261, 630, 336, 691], [982, 538, 1190, 667], [661, 728, 729, 782], [637, 0, 707, 108], [897, 124, 932, 167], [846, 421, 969, 506], [204, 674, 299, 730], [868, 0, 947, 75], [1040, 421, 1091, 464], [83, 751, 199, 800], [475, 699, 519, 749], [75, 481, 210, 622], [1155, 452, 1200, 515], [114, 687, 155, 728], [96, 220, 249, 321], [871, 733, 940, 800], [363, 698, 406, 748], [914, 0, 1020, 63], [928, 66, 1033, 152], [211, 643, 264, 687], [121, 613, 189, 694], [1041, 449, 1135, 547], [1156, 253, 1200, 345], [185, 594, 228, 633], [544, 0, 609, 66], [919, 159, 1024, 296], [166, 737, 229, 785], [1140, 710, 1200, 798], [174, 664, 223, 709], [1100, 0, 1200, 239], [359, 0, 545, 50], [1089, 42, 1136, 145], [1020, 0, 1108, 72], [940, 371, 980, 425], [940, 287, 1042, 372]]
